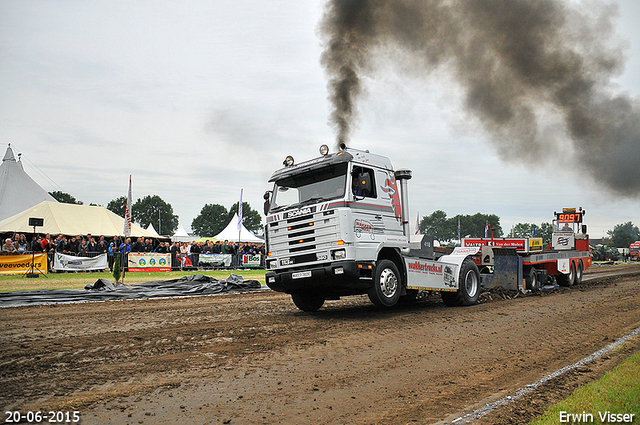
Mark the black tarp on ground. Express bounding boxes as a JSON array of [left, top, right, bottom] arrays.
[[0, 274, 263, 308]]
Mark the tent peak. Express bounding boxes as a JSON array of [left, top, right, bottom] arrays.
[[3, 145, 16, 162]]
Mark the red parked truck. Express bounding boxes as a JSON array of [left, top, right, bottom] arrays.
[[630, 242, 640, 261]]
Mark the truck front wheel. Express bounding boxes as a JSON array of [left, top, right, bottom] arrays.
[[291, 293, 325, 312], [368, 259, 401, 307]]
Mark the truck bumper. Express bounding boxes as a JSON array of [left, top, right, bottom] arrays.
[[265, 261, 371, 296]]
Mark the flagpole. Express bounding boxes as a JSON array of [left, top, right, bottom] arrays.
[[237, 189, 243, 245], [122, 175, 132, 284]]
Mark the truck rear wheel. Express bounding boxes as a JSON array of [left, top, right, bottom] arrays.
[[441, 258, 480, 306], [368, 259, 401, 307], [291, 293, 325, 312]]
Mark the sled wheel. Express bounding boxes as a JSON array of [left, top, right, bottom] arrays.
[[557, 262, 576, 287], [525, 267, 540, 292], [291, 293, 325, 312], [575, 261, 584, 284], [368, 259, 401, 307]]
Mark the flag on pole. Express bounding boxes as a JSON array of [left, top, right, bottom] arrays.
[[484, 221, 489, 238], [458, 217, 461, 241], [123, 175, 132, 237], [237, 189, 243, 232], [415, 212, 419, 235]]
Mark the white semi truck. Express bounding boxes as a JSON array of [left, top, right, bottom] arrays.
[[262, 144, 591, 311], [263, 144, 481, 311]]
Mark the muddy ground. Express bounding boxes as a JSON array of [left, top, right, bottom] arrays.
[[1, 263, 640, 424]]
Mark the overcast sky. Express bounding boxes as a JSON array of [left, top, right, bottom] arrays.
[[1, 0, 638, 238]]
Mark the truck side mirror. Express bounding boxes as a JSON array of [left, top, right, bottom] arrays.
[[263, 191, 271, 215], [356, 172, 372, 197]]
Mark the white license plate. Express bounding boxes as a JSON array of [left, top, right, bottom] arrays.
[[292, 271, 312, 279]]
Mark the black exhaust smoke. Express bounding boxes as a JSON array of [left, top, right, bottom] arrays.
[[320, 0, 640, 197]]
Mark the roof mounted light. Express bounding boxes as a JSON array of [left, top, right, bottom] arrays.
[[319, 144, 330, 156], [283, 155, 294, 167], [339, 142, 347, 151]]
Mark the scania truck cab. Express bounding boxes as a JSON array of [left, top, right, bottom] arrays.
[[263, 144, 480, 311]]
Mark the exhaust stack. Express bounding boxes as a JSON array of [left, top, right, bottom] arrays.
[[394, 169, 412, 238]]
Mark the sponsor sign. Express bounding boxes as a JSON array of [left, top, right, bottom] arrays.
[[0, 254, 48, 275], [552, 233, 575, 250], [463, 238, 527, 250], [529, 238, 544, 251], [406, 258, 458, 289], [451, 247, 480, 256], [557, 258, 570, 273], [199, 254, 233, 267], [53, 253, 107, 272], [241, 254, 262, 268], [128, 252, 171, 272]]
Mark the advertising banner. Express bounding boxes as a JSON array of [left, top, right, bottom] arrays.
[[528, 238, 544, 251], [199, 254, 232, 267], [128, 252, 171, 272], [462, 238, 527, 250], [54, 253, 107, 272], [0, 253, 48, 275], [241, 254, 262, 268]]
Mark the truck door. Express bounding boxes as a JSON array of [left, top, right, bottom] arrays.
[[350, 166, 403, 244], [377, 169, 404, 237]]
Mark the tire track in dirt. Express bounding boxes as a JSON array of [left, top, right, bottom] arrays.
[[1, 265, 639, 424]]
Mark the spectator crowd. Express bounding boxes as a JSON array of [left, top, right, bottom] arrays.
[[2, 232, 265, 271]]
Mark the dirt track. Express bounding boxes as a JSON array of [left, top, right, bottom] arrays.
[[2, 264, 640, 424]]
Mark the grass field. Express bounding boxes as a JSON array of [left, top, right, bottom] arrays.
[[0, 269, 267, 292], [531, 348, 640, 424]]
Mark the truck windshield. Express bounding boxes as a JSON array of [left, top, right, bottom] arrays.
[[271, 163, 348, 211]]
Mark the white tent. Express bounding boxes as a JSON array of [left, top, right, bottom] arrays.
[[214, 213, 263, 243], [0, 145, 58, 221], [171, 223, 197, 242], [146, 222, 160, 237], [0, 201, 159, 238]]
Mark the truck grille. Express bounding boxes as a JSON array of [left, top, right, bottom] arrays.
[[268, 209, 338, 269]]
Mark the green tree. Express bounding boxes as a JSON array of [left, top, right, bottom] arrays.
[[191, 204, 229, 237], [512, 222, 553, 248], [419, 210, 454, 242], [512, 223, 536, 238], [227, 202, 262, 234], [49, 191, 83, 205], [456, 213, 503, 238], [419, 211, 503, 242], [132, 195, 179, 236], [107, 196, 127, 217], [538, 222, 553, 247], [607, 222, 640, 248]]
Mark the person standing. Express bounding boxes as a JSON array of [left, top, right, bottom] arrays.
[[190, 241, 201, 268]]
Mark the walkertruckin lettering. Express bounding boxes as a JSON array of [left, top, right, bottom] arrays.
[[408, 262, 442, 273]]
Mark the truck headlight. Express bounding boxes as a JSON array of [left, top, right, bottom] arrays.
[[332, 249, 346, 260]]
